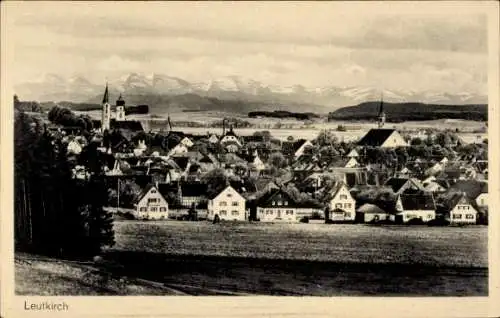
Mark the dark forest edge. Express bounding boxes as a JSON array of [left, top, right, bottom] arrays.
[[328, 101, 487, 122]]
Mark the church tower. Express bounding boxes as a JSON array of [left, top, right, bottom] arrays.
[[377, 92, 386, 128], [102, 83, 111, 131], [116, 94, 126, 121]]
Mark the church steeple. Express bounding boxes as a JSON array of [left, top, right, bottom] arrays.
[[377, 92, 386, 128], [101, 83, 111, 131], [102, 83, 109, 104]]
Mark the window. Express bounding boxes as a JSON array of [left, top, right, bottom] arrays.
[[272, 201, 276, 206], [345, 212, 351, 218], [466, 214, 475, 219], [219, 201, 227, 206], [151, 190, 157, 194], [340, 195, 348, 200], [278, 201, 282, 206], [453, 214, 462, 219], [344, 203, 352, 209], [232, 210, 239, 216], [335, 203, 342, 209], [284, 201, 288, 206], [220, 210, 227, 216], [150, 207, 157, 212], [160, 207, 166, 212], [148, 198, 157, 204], [427, 214, 433, 219], [480, 199, 485, 205], [140, 207, 147, 212], [232, 201, 239, 206], [227, 193, 232, 198]]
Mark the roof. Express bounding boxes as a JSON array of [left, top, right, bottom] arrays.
[[135, 184, 157, 203], [357, 129, 396, 147], [256, 188, 299, 208], [110, 119, 144, 132], [357, 203, 387, 214], [384, 178, 411, 193], [448, 180, 488, 199], [399, 193, 436, 211], [181, 183, 208, 197], [171, 157, 190, 170], [282, 139, 309, 156]]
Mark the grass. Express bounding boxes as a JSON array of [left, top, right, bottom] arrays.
[[15, 221, 488, 296], [111, 221, 487, 268]]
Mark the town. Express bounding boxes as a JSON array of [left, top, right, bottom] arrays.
[[19, 83, 488, 228]]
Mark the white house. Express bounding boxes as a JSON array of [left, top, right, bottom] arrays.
[[134, 185, 169, 220], [357, 129, 408, 148], [207, 185, 246, 221], [326, 183, 356, 221], [447, 193, 478, 224], [256, 188, 322, 222], [220, 127, 242, 147], [344, 157, 359, 169], [208, 134, 219, 144], [67, 138, 84, 155], [346, 148, 360, 158], [168, 142, 189, 156], [180, 136, 194, 148], [390, 192, 436, 223]]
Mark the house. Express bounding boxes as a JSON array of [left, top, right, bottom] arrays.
[[179, 182, 208, 207], [242, 150, 266, 171], [133, 140, 147, 156], [220, 126, 243, 150], [179, 136, 194, 148], [441, 192, 478, 224], [256, 188, 322, 222], [356, 203, 390, 223], [134, 184, 169, 220], [389, 191, 436, 224], [208, 134, 219, 144], [447, 180, 488, 209], [167, 140, 189, 156], [282, 139, 314, 158], [207, 185, 247, 221], [67, 138, 84, 155], [357, 129, 408, 148], [324, 182, 356, 221], [346, 148, 360, 158], [423, 180, 448, 193], [384, 177, 424, 195]]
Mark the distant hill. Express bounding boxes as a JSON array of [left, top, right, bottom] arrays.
[[328, 102, 487, 122]]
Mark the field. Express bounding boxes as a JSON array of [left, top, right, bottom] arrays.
[[16, 221, 488, 296]]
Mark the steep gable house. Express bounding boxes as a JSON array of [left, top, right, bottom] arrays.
[[256, 188, 322, 222], [134, 184, 169, 220], [282, 139, 313, 158], [324, 182, 356, 221], [357, 129, 408, 148], [207, 185, 246, 221], [390, 191, 436, 224]]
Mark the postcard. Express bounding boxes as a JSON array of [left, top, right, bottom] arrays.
[[1, 1, 499, 317]]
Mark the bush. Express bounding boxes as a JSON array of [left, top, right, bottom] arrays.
[[427, 218, 450, 226], [406, 218, 426, 225], [299, 217, 309, 223]]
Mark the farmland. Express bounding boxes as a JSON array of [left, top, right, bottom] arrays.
[[16, 221, 488, 296]]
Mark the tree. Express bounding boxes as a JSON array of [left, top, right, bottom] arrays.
[[268, 152, 287, 169], [202, 168, 228, 197]]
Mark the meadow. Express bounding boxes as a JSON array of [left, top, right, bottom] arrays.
[[16, 221, 488, 295], [111, 221, 488, 268]]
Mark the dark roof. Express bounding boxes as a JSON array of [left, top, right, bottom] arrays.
[[448, 180, 488, 200], [229, 179, 257, 194], [136, 183, 156, 203], [224, 127, 238, 137], [256, 188, 299, 208], [171, 157, 190, 170], [399, 193, 436, 211], [282, 139, 308, 156], [357, 129, 396, 147], [242, 135, 264, 143], [110, 119, 144, 132], [385, 178, 411, 193], [181, 183, 208, 197]]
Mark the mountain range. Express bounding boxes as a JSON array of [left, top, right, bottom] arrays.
[[14, 73, 488, 113]]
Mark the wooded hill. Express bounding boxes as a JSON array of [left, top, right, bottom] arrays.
[[328, 102, 487, 122]]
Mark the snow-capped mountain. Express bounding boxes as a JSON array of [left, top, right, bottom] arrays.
[[14, 72, 488, 108]]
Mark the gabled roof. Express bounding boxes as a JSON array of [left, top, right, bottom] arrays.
[[448, 180, 488, 199], [171, 157, 190, 170], [357, 128, 396, 147], [384, 177, 411, 193], [207, 185, 244, 200], [136, 184, 158, 204], [282, 139, 309, 156], [399, 193, 436, 211], [356, 203, 387, 214], [256, 188, 299, 208]]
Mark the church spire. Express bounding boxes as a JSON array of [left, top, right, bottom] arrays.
[[378, 91, 386, 128], [102, 82, 109, 104]]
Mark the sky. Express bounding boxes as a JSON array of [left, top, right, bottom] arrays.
[[5, 2, 489, 94]]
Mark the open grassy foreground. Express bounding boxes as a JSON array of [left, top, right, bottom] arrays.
[[16, 221, 488, 296]]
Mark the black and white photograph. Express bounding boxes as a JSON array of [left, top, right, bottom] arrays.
[[1, 1, 499, 316]]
